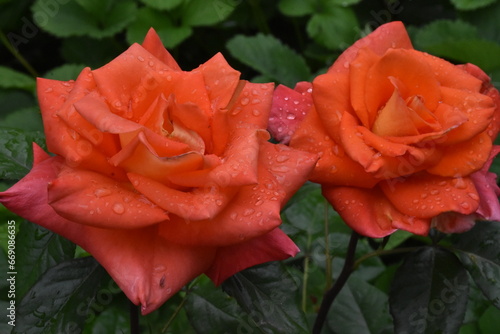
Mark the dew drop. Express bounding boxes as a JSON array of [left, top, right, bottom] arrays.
[[252, 109, 261, 116], [113, 202, 125, 214], [286, 113, 296, 120], [94, 188, 112, 198], [137, 56, 145, 62], [467, 192, 479, 201], [453, 178, 467, 189], [243, 208, 255, 216], [216, 199, 223, 206], [255, 200, 264, 206], [430, 189, 440, 195], [251, 98, 261, 105], [148, 61, 154, 67], [230, 212, 238, 220], [241, 97, 250, 105], [276, 155, 290, 163], [460, 202, 471, 210], [45, 87, 53, 93]]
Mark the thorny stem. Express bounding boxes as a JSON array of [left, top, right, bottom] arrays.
[[312, 231, 359, 334], [130, 301, 140, 334], [0, 30, 39, 78]]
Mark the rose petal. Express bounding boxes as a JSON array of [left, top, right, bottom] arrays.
[[141, 28, 182, 71], [269, 82, 313, 144], [427, 131, 492, 177], [349, 47, 380, 127], [328, 21, 413, 74], [128, 172, 238, 222], [0, 148, 215, 315], [432, 212, 477, 234], [290, 108, 379, 187], [438, 86, 495, 145], [380, 172, 480, 219], [198, 52, 241, 112], [323, 186, 429, 237], [48, 167, 169, 228], [228, 82, 274, 130], [156, 168, 283, 246], [365, 49, 441, 121], [471, 146, 500, 220], [460, 63, 500, 140], [205, 228, 299, 285]]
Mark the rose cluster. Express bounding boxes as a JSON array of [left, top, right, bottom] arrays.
[[1, 22, 499, 313]]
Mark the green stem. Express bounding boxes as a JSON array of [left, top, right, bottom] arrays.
[[161, 278, 200, 333], [130, 301, 140, 334], [301, 246, 310, 313], [324, 200, 332, 289], [353, 246, 419, 270], [249, 0, 270, 34], [312, 231, 359, 334], [0, 30, 39, 77]]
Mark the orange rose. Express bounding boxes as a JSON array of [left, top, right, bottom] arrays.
[[273, 22, 500, 237], [0, 29, 316, 313]]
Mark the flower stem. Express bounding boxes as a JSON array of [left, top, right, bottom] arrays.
[[130, 301, 140, 334], [312, 231, 359, 334], [324, 201, 332, 289], [0, 30, 39, 78]]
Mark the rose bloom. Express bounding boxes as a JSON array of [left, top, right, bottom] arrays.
[[0, 29, 317, 313], [270, 22, 500, 238]]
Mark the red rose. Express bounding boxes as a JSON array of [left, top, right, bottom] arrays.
[[271, 22, 500, 237], [0, 29, 316, 313]]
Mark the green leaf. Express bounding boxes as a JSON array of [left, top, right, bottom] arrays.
[[330, 0, 363, 5], [0, 129, 46, 180], [0, 107, 43, 131], [126, 7, 192, 49], [450, 0, 498, 11], [478, 305, 500, 333], [140, 0, 183, 10], [222, 262, 309, 333], [83, 304, 130, 334], [384, 230, 414, 250], [459, 1, 500, 43], [31, 0, 137, 38], [390, 247, 469, 334], [0, 89, 36, 116], [44, 64, 85, 81], [181, 0, 237, 27], [13, 257, 108, 334], [0, 66, 35, 91], [453, 221, 500, 308], [306, 6, 359, 50], [185, 276, 247, 333], [278, 0, 315, 17], [15, 221, 76, 301], [327, 275, 393, 334], [226, 34, 312, 87], [61, 37, 123, 69], [414, 20, 500, 71]]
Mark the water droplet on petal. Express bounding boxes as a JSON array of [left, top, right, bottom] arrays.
[[243, 208, 255, 216], [94, 188, 112, 198], [241, 98, 250, 106], [286, 113, 296, 120], [137, 56, 145, 62], [276, 155, 290, 163], [113, 202, 125, 214], [460, 202, 470, 210], [467, 192, 479, 201]]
